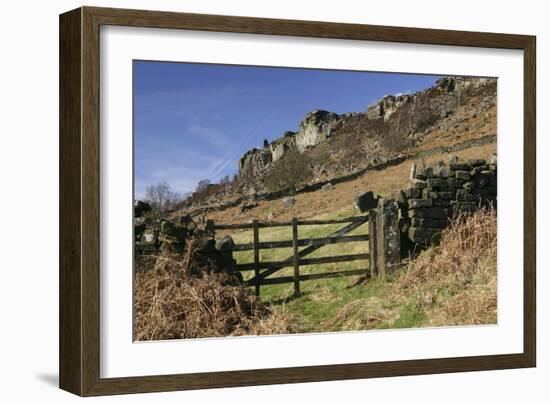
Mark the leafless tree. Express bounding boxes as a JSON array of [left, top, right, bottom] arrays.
[[145, 181, 181, 219], [264, 147, 313, 195]]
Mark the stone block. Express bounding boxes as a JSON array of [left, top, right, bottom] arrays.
[[423, 190, 438, 199], [180, 215, 197, 233], [470, 165, 488, 175], [409, 207, 450, 219], [408, 198, 433, 208], [321, 182, 333, 191], [434, 165, 452, 178], [134, 200, 152, 218], [448, 155, 459, 164], [404, 188, 422, 199], [195, 236, 216, 254], [140, 228, 157, 246], [354, 191, 378, 212], [468, 159, 486, 167], [410, 178, 427, 190], [436, 191, 454, 199], [463, 181, 476, 192], [455, 170, 471, 180], [392, 189, 408, 205], [433, 199, 452, 207], [411, 217, 449, 229], [282, 197, 295, 208], [450, 162, 472, 171], [447, 177, 461, 189], [427, 177, 448, 190], [215, 235, 235, 252], [456, 189, 475, 202], [398, 217, 411, 234]]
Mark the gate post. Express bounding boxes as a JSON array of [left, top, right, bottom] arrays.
[[372, 198, 401, 278], [368, 209, 378, 278]]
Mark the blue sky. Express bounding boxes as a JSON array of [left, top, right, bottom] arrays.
[[134, 61, 441, 198]]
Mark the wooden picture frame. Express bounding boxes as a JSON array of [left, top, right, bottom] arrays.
[[59, 6, 536, 396]]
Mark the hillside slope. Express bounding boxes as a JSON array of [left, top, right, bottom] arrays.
[[180, 76, 496, 216]]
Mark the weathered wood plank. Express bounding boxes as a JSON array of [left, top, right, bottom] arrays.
[[254, 219, 369, 281], [213, 216, 368, 230], [255, 269, 369, 286], [213, 222, 254, 230], [296, 217, 368, 226], [235, 253, 370, 271], [233, 234, 369, 251]]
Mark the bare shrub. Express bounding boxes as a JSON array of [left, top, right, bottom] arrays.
[[145, 181, 182, 220], [264, 147, 313, 194], [134, 243, 293, 340], [393, 208, 497, 325]]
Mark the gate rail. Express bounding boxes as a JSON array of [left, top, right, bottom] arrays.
[[208, 216, 370, 296]]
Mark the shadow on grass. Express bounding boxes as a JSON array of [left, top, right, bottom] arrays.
[[268, 290, 311, 306]]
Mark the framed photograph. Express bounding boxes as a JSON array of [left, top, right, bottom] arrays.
[[59, 6, 536, 396]]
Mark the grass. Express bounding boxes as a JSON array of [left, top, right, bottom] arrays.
[[223, 207, 496, 334], [230, 206, 370, 303]]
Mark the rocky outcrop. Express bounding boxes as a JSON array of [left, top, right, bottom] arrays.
[[366, 94, 416, 121], [269, 131, 296, 162], [230, 76, 496, 199], [295, 110, 339, 152], [238, 147, 272, 178]]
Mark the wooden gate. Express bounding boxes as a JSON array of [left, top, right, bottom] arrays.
[[209, 216, 371, 297]]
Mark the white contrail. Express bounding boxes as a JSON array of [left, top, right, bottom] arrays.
[[209, 109, 278, 178]]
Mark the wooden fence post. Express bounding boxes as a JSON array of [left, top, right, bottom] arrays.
[[252, 220, 260, 297], [292, 217, 300, 296]]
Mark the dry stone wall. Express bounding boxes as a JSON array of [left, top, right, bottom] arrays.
[[395, 154, 497, 246], [134, 201, 240, 279], [367, 154, 497, 277]]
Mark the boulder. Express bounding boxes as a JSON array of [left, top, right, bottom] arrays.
[[215, 235, 235, 252], [455, 170, 471, 181], [134, 200, 152, 218], [354, 191, 378, 213], [463, 181, 476, 192], [321, 182, 334, 191], [447, 155, 459, 164], [134, 222, 146, 239], [408, 198, 433, 209], [180, 215, 197, 233], [450, 162, 472, 171], [409, 207, 451, 219], [468, 159, 486, 167], [195, 236, 216, 254], [410, 179, 427, 190], [240, 201, 258, 213], [282, 196, 296, 208]]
